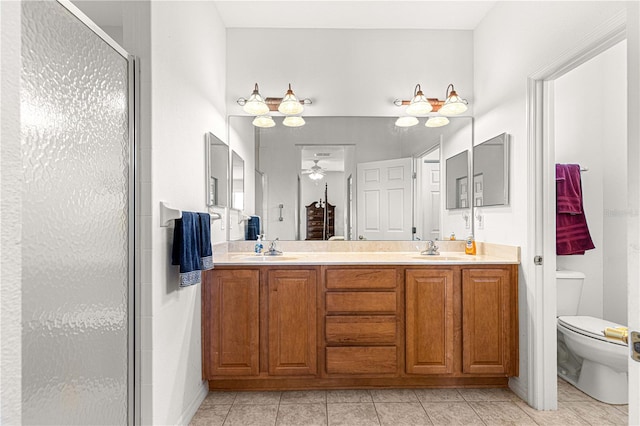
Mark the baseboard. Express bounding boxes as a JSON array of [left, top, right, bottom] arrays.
[[177, 381, 209, 426], [509, 376, 528, 403]]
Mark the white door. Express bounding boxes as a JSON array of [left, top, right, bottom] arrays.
[[423, 161, 441, 241], [357, 158, 412, 240]]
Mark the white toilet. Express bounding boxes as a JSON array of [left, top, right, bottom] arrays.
[[556, 270, 628, 404]]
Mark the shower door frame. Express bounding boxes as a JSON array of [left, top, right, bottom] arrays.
[[55, 1, 138, 424]]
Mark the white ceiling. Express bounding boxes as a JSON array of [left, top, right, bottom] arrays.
[[214, 1, 497, 30], [73, 1, 497, 30]]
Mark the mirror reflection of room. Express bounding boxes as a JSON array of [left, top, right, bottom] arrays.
[[227, 116, 473, 241]]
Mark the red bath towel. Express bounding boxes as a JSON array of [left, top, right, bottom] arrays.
[[556, 164, 595, 255]]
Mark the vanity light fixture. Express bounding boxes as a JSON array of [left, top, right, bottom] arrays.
[[237, 83, 312, 128], [283, 115, 305, 127], [439, 84, 468, 116], [393, 83, 468, 127], [239, 83, 269, 115], [395, 116, 419, 127], [252, 115, 276, 128], [425, 116, 450, 128], [405, 84, 433, 116], [278, 84, 305, 115]]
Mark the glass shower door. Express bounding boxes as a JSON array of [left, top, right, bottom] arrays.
[[21, 1, 132, 424]]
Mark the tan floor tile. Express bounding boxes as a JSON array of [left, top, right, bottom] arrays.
[[190, 404, 230, 426], [375, 402, 432, 426], [326, 390, 372, 403], [564, 401, 628, 425], [280, 390, 327, 404], [327, 402, 380, 426], [557, 379, 592, 402], [233, 391, 282, 405], [615, 404, 629, 415], [276, 403, 327, 426], [458, 387, 521, 402], [414, 389, 464, 403], [370, 389, 418, 403], [201, 391, 237, 406], [469, 401, 536, 425], [516, 400, 585, 425], [223, 404, 279, 426], [422, 402, 484, 425]]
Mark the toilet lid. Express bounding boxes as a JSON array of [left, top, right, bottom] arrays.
[[558, 316, 627, 346]]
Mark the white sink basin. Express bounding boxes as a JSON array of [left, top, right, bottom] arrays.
[[410, 255, 469, 261], [236, 255, 299, 262]]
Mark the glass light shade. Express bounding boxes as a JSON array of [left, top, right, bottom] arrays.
[[425, 116, 450, 128], [439, 93, 468, 116], [252, 115, 275, 128], [395, 116, 419, 127], [283, 116, 305, 127], [243, 93, 269, 115], [406, 94, 433, 116], [278, 85, 304, 115], [309, 171, 324, 180]]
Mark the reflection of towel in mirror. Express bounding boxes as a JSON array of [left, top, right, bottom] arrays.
[[246, 215, 260, 240], [555, 164, 595, 255], [171, 212, 214, 287], [198, 213, 214, 271]]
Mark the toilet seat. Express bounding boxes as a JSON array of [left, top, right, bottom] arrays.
[[558, 316, 627, 346]]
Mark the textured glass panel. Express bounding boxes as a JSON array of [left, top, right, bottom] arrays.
[[21, 2, 129, 424]]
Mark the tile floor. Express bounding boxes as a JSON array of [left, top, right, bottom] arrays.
[[190, 379, 628, 425]]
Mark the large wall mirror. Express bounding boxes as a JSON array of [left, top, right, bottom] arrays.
[[228, 116, 473, 241], [473, 132, 509, 207], [205, 132, 228, 207]]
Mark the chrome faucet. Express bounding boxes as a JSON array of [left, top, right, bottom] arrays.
[[420, 240, 439, 256], [266, 238, 282, 256]]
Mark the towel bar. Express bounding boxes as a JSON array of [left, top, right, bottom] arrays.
[[160, 201, 222, 227]]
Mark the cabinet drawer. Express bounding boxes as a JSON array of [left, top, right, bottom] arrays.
[[326, 268, 396, 289], [326, 315, 396, 344], [326, 347, 397, 374], [326, 292, 396, 314]]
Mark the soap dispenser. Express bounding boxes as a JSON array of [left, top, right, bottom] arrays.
[[254, 235, 263, 255], [465, 234, 476, 255]]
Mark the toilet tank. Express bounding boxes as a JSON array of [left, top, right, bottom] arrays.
[[556, 270, 585, 316]]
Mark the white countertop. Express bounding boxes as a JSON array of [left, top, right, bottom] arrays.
[[213, 251, 519, 265]]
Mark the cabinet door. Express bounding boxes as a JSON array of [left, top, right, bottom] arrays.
[[405, 269, 455, 375], [268, 269, 318, 376], [203, 269, 259, 377], [462, 268, 514, 375]]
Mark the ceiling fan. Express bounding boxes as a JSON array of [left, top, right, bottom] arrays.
[[302, 160, 325, 180]]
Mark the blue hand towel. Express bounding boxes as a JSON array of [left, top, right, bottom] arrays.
[[198, 213, 214, 271], [171, 212, 202, 287], [246, 215, 260, 240]]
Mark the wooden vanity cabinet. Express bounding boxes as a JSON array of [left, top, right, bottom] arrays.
[[202, 266, 318, 381], [323, 267, 400, 376], [405, 268, 455, 375], [266, 268, 317, 376], [202, 263, 518, 390], [462, 267, 518, 376], [404, 265, 518, 378], [202, 269, 260, 377]]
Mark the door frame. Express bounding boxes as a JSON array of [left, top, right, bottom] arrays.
[[526, 10, 629, 411]]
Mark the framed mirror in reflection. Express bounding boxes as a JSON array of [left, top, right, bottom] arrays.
[[205, 132, 228, 207], [445, 150, 470, 209], [473, 133, 509, 207], [228, 116, 473, 241]]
